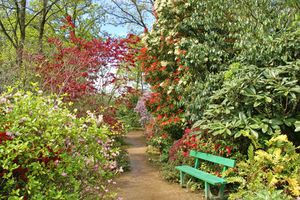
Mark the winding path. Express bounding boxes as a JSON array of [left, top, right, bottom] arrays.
[[116, 130, 203, 200]]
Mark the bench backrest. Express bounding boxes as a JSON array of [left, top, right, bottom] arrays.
[[189, 150, 236, 168]]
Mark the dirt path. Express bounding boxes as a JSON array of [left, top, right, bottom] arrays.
[[116, 130, 203, 200]]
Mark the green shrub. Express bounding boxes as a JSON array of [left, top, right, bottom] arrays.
[[227, 133, 300, 199], [140, 0, 300, 197], [237, 188, 292, 200], [0, 86, 121, 199], [117, 105, 141, 130], [194, 63, 300, 150]]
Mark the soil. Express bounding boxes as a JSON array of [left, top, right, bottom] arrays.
[[116, 130, 204, 200]]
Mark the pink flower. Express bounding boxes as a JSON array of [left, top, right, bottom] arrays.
[[61, 172, 67, 177], [93, 164, 99, 171], [54, 160, 60, 166], [0, 97, 7, 104], [6, 132, 13, 137], [97, 139, 102, 145], [226, 146, 232, 156], [184, 128, 191, 135], [182, 151, 189, 157]]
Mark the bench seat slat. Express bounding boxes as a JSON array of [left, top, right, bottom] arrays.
[[175, 165, 226, 185], [190, 150, 235, 167]]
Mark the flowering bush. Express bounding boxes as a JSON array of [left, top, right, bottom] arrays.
[[134, 93, 152, 127], [0, 86, 121, 199], [177, 129, 240, 157], [136, 0, 299, 197], [168, 128, 241, 162], [157, 128, 244, 183]]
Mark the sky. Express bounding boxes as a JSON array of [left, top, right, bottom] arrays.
[[101, 24, 130, 37], [101, 18, 155, 38], [98, 0, 155, 38]]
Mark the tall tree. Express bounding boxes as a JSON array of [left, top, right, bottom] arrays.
[[37, 0, 59, 52], [101, 0, 155, 33], [48, 0, 105, 39], [0, 0, 28, 67]]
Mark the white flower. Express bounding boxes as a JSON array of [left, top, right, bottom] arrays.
[[6, 132, 13, 137], [96, 115, 103, 126], [19, 117, 27, 123], [0, 97, 7, 104], [118, 167, 124, 173], [61, 172, 67, 177]]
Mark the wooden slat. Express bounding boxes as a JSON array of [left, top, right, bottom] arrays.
[[189, 150, 236, 168], [175, 165, 226, 185]]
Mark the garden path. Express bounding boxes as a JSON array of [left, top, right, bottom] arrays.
[[116, 130, 203, 200]]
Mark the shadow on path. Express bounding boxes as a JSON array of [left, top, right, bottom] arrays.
[[116, 130, 203, 200]]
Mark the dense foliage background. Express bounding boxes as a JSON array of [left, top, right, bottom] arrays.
[[0, 0, 299, 199], [0, 1, 144, 199], [0, 86, 125, 199], [136, 0, 300, 199]]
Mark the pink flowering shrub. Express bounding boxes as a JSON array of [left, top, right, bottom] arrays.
[[0, 87, 122, 199], [134, 93, 152, 127]]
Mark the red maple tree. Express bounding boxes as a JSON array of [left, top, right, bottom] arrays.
[[36, 16, 140, 101]]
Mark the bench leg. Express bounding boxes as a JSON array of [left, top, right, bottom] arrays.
[[218, 184, 225, 200], [204, 182, 210, 200], [180, 171, 185, 187]]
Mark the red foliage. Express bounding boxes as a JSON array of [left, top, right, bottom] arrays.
[[161, 133, 168, 139], [102, 107, 124, 133], [136, 43, 189, 133], [0, 131, 12, 144], [36, 16, 141, 101], [12, 167, 28, 182], [168, 128, 236, 161]]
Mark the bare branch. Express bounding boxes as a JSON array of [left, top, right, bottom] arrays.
[[103, 0, 154, 31], [0, 19, 17, 48]]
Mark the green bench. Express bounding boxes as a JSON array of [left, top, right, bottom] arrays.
[[175, 150, 236, 200]]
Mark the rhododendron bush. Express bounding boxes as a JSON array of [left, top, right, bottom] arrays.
[[136, 0, 300, 198], [168, 128, 240, 162], [139, 0, 300, 152], [0, 86, 122, 199]]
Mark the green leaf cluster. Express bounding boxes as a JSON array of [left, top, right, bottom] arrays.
[[226, 134, 300, 199], [146, 0, 300, 147], [142, 0, 300, 196], [0, 86, 120, 199]]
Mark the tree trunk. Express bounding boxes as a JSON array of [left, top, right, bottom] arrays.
[[140, 72, 144, 93], [16, 46, 24, 68], [16, 0, 26, 68], [39, 0, 48, 53]]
